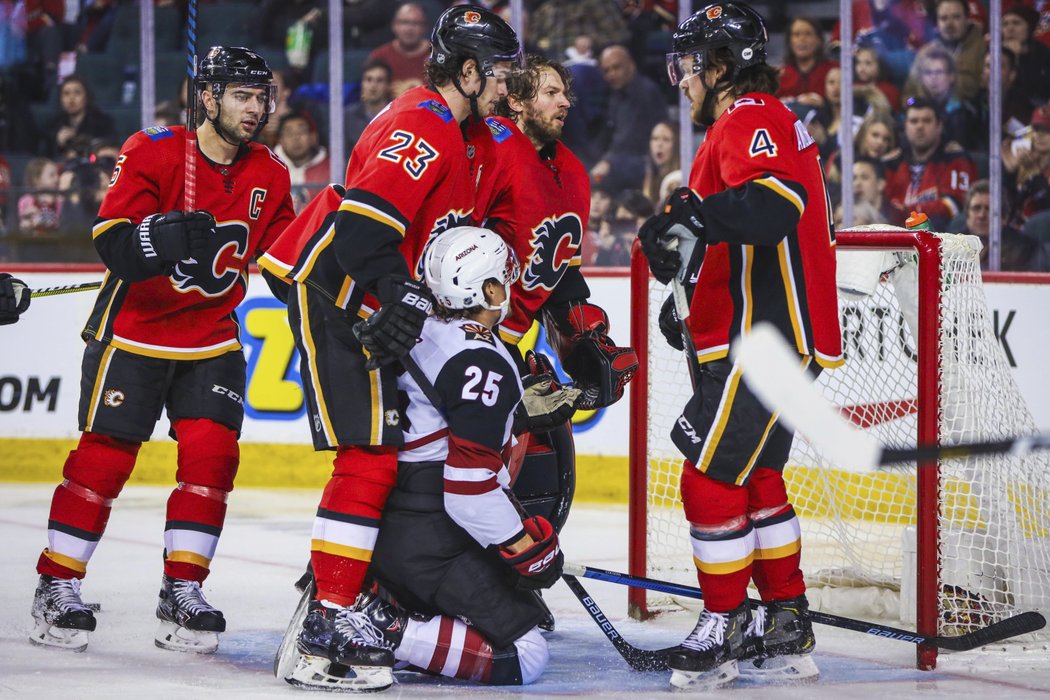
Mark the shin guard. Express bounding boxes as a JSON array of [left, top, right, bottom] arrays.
[[37, 432, 140, 578], [311, 445, 397, 605]]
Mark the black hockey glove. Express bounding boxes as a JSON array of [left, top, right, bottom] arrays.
[[513, 351, 581, 434], [637, 212, 679, 284], [638, 188, 706, 285], [658, 294, 684, 351], [354, 276, 433, 370], [136, 210, 216, 264], [0, 273, 31, 326], [500, 516, 563, 591]]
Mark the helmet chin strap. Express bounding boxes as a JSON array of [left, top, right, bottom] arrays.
[[696, 65, 731, 128], [453, 70, 487, 121]]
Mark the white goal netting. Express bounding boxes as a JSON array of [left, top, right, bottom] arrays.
[[631, 230, 1050, 660]]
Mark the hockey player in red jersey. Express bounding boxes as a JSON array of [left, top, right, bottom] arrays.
[[471, 54, 637, 414], [276, 227, 575, 690], [639, 3, 843, 690], [259, 6, 523, 691], [29, 47, 294, 654]]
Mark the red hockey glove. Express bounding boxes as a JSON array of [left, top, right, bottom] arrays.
[[500, 516, 563, 591]]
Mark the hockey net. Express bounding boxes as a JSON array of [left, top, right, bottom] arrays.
[[627, 229, 1050, 669]]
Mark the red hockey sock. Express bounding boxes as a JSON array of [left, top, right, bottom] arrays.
[[748, 467, 805, 601], [37, 432, 140, 579], [311, 445, 397, 605], [681, 462, 754, 612], [163, 419, 239, 582]]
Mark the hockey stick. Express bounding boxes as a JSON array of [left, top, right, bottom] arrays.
[[731, 323, 1050, 470], [564, 563, 1046, 652], [561, 574, 673, 672], [27, 281, 103, 299], [184, 0, 199, 211], [665, 225, 702, 387]]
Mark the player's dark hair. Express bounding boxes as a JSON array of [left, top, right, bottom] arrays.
[[425, 55, 466, 89], [498, 55, 575, 117], [431, 278, 501, 321], [708, 46, 779, 96]]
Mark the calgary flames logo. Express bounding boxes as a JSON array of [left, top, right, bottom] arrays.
[[706, 6, 723, 19], [521, 214, 583, 292], [464, 10, 482, 23], [170, 221, 250, 298]]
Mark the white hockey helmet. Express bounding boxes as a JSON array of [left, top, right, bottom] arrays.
[[423, 226, 520, 320]]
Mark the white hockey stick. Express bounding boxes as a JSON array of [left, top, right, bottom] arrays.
[[730, 323, 1050, 469]]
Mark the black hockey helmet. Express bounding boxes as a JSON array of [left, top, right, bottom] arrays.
[[430, 5, 523, 79], [666, 2, 768, 86], [195, 46, 277, 143]]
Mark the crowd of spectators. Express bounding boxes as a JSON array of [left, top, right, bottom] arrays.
[[1, 0, 1049, 272]]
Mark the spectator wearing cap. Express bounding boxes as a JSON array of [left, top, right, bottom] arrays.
[[960, 180, 1049, 271], [882, 97, 978, 229], [275, 111, 330, 213], [1002, 3, 1050, 105], [1008, 105, 1050, 221], [367, 3, 431, 97]]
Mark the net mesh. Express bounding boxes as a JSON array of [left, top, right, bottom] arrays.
[[635, 231, 1050, 644]]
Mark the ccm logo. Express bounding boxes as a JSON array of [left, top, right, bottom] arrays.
[[212, 384, 244, 405], [527, 545, 560, 573]]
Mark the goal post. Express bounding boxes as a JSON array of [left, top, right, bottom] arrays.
[[628, 230, 1050, 670]]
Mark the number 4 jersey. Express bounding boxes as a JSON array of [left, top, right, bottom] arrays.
[[85, 126, 295, 359]]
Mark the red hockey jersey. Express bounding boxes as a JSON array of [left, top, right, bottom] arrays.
[[882, 143, 977, 230], [259, 86, 475, 313], [688, 94, 843, 368], [470, 116, 590, 343], [85, 126, 294, 359]]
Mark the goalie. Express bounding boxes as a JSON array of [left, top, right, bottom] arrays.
[[639, 2, 843, 691], [281, 226, 573, 690]]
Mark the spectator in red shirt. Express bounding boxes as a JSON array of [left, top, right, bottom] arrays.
[[778, 17, 837, 109], [274, 112, 330, 213], [883, 97, 978, 229], [855, 45, 901, 112], [367, 2, 430, 97]]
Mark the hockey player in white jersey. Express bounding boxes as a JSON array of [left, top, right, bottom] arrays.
[[279, 226, 577, 690]]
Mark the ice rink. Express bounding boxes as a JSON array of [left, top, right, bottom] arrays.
[[2, 484, 1048, 698]]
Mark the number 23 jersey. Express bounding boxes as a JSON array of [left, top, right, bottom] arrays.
[[85, 126, 295, 359]]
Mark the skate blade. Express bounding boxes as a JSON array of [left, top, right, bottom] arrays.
[[28, 620, 90, 652], [154, 620, 219, 654], [669, 659, 739, 691], [285, 654, 394, 692], [739, 653, 819, 682], [274, 582, 314, 678]]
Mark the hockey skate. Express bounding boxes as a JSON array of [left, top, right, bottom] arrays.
[[667, 602, 751, 691], [29, 575, 97, 652], [325, 589, 409, 692], [154, 575, 226, 654], [739, 595, 819, 682]]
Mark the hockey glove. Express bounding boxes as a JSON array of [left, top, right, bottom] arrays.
[[0, 273, 31, 326], [501, 516, 563, 591], [544, 303, 638, 410], [354, 276, 433, 370], [637, 212, 680, 284], [513, 375, 581, 435], [658, 294, 684, 351], [136, 210, 216, 264]]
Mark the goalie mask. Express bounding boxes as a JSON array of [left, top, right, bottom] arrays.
[[423, 226, 520, 322], [196, 46, 277, 144]]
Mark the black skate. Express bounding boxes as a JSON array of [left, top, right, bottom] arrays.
[[667, 602, 752, 691], [282, 596, 363, 691], [740, 595, 819, 682], [29, 575, 97, 652], [154, 575, 225, 654], [326, 590, 409, 692]]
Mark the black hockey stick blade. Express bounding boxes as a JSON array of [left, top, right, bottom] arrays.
[[561, 574, 673, 672], [567, 563, 1046, 652]]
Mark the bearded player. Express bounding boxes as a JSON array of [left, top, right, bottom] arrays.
[[638, 3, 843, 690], [28, 47, 294, 654], [259, 6, 523, 691]]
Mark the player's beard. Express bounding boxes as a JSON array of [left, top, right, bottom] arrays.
[[523, 106, 564, 145]]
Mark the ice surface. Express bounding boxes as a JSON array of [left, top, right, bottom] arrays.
[[2, 485, 1048, 697]]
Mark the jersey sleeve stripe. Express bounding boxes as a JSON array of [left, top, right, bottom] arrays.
[[257, 253, 294, 279], [754, 176, 805, 217], [446, 434, 504, 470], [92, 218, 132, 240], [444, 476, 499, 495], [339, 187, 410, 238]]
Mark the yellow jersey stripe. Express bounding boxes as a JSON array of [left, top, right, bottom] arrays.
[[298, 284, 337, 447], [91, 218, 132, 240], [697, 365, 744, 473], [754, 539, 801, 561], [339, 200, 406, 237], [107, 337, 240, 360], [84, 344, 116, 431], [736, 412, 780, 486], [693, 551, 755, 575], [755, 176, 805, 216], [42, 548, 88, 574], [166, 550, 212, 569], [776, 241, 808, 355], [310, 538, 373, 563]]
